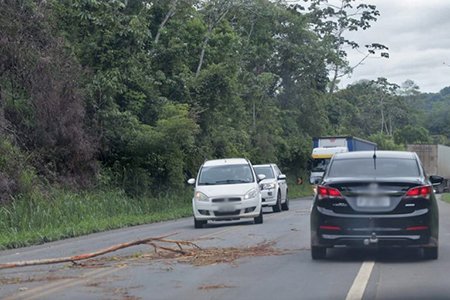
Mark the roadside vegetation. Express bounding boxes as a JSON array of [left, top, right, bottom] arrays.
[[0, 181, 311, 249], [0, 189, 193, 249], [288, 177, 314, 199], [441, 194, 450, 204], [0, 0, 449, 248]]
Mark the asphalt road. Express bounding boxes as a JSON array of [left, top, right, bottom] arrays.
[[1, 196, 450, 300]]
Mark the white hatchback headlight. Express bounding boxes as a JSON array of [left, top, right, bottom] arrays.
[[194, 191, 208, 201], [261, 182, 276, 190], [244, 188, 258, 200]]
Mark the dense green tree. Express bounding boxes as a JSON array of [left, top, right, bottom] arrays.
[[50, 0, 204, 193], [328, 78, 412, 138], [369, 133, 404, 151], [4, 0, 449, 203], [394, 125, 431, 145], [0, 0, 96, 185]]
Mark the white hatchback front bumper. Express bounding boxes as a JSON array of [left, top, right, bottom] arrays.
[[193, 196, 261, 221], [261, 189, 277, 206]]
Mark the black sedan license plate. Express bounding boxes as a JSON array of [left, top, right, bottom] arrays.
[[356, 196, 390, 207]]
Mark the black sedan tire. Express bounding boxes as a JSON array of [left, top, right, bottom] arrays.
[[423, 247, 438, 260], [311, 246, 327, 260]]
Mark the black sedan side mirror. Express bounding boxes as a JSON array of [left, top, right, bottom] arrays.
[[429, 175, 444, 186]]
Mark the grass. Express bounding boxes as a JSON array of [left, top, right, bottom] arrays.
[[0, 177, 313, 250], [441, 193, 450, 203], [0, 188, 193, 249], [287, 178, 314, 198], [286, 172, 314, 199]]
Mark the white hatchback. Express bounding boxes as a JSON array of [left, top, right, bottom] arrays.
[[188, 158, 265, 228], [253, 164, 289, 212]]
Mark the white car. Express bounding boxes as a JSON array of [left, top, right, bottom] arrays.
[[188, 158, 265, 228], [253, 164, 289, 212]]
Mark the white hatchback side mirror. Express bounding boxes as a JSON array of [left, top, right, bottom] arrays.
[[278, 174, 286, 180], [187, 178, 196, 185], [257, 174, 266, 181]]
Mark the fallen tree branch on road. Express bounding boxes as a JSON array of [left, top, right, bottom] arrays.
[[0, 236, 291, 270], [0, 233, 201, 270], [135, 240, 287, 267]]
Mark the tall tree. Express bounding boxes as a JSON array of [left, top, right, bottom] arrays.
[[301, 0, 388, 93]]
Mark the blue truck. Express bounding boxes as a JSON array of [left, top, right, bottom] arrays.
[[309, 136, 377, 184]]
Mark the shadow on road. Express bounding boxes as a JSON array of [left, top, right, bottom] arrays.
[[202, 220, 256, 229], [324, 247, 428, 263], [189, 207, 280, 229]]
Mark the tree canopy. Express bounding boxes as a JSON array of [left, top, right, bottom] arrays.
[[0, 0, 449, 202]]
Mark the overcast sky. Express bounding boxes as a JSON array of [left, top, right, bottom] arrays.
[[339, 0, 450, 93]]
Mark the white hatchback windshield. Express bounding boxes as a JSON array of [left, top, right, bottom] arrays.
[[198, 164, 254, 185], [253, 166, 275, 179]]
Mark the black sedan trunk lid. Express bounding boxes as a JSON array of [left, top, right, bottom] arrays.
[[322, 177, 426, 214]]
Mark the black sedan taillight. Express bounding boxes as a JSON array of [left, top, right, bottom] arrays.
[[317, 185, 344, 200], [404, 185, 432, 199]]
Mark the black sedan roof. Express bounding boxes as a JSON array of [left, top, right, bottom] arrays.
[[333, 151, 416, 160]]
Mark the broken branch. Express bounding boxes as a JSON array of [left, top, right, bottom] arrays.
[[0, 233, 200, 270]]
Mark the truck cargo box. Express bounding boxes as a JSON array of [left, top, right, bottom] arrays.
[[407, 144, 450, 192], [313, 136, 377, 151]]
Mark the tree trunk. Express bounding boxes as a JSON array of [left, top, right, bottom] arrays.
[[195, 27, 212, 77], [154, 6, 176, 44], [0, 85, 4, 135], [380, 96, 385, 134], [389, 116, 394, 136], [329, 64, 339, 94], [252, 99, 256, 132], [195, 0, 235, 78]]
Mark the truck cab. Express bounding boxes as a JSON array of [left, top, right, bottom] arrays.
[[309, 147, 348, 184], [309, 136, 377, 185]]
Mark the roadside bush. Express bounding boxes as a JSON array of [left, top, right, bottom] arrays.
[[0, 139, 39, 204], [0, 187, 192, 249]]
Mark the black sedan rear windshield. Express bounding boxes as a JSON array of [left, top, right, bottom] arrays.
[[327, 158, 420, 178]]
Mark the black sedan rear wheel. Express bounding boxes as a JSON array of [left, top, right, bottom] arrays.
[[311, 246, 327, 260], [423, 247, 438, 260]]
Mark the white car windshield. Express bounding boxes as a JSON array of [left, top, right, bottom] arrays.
[[198, 164, 254, 185], [311, 159, 330, 172], [254, 166, 275, 179]]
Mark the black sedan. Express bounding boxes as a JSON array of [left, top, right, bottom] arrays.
[[310, 151, 443, 260]]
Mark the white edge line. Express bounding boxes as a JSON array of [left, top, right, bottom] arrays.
[[345, 261, 375, 300]]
